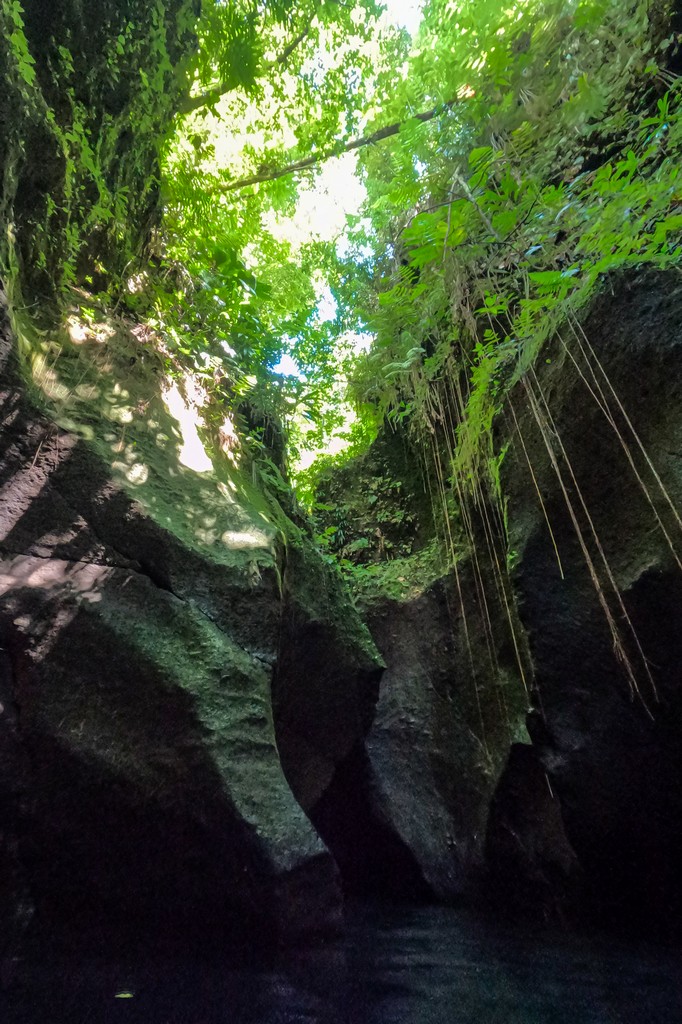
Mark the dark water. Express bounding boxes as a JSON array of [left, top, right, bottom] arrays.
[[2, 904, 681, 1023]]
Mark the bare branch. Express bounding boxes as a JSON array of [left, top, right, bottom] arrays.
[[215, 98, 460, 193], [274, 26, 311, 67]]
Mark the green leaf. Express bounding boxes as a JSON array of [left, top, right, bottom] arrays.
[[528, 271, 564, 285], [469, 146, 493, 169], [491, 209, 518, 235]]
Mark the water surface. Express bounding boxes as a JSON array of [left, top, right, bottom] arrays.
[[2, 904, 681, 1023]]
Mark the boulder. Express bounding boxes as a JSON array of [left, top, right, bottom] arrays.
[[358, 568, 528, 900], [314, 433, 530, 900]]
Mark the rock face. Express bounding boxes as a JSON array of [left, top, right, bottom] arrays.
[[3, 264, 682, 945], [358, 571, 528, 901], [314, 432, 530, 901], [0, 301, 381, 948], [1, 0, 198, 295], [314, 428, 433, 565], [316, 270, 682, 938], [485, 743, 581, 922], [502, 270, 682, 936], [272, 541, 382, 813]]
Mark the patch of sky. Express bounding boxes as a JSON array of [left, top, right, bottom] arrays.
[[315, 284, 338, 323], [271, 352, 302, 377], [348, 330, 373, 354], [384, 0, 423, 37], [336, 219, 375, 262], [269, 0, 424, 463], [263, 1, 424, 255]]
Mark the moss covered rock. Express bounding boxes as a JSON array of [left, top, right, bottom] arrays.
[[1, 0, 198, 297], [0, 297, 381, 946], [314, 433, 529, 899]]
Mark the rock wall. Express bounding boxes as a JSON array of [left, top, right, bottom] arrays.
[[314, 432, 530, 902], [501, 269, 682, 936], [323, 269, 682, 938], [357, 568, 528, 901], [1, 0, 198, 296], [0, 298, 381, 950]]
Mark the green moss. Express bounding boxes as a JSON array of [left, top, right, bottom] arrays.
[[9, 288, 382, 682], [1, 0, 198, 300], [10, 298, 280, 581], [346, 539, 448, 608]]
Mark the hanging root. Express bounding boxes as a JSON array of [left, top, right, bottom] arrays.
[[524, 370, 657, 714], [561, 321, 682, 571]]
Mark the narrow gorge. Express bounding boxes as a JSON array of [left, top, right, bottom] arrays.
[[1, 0, 682, 1020]]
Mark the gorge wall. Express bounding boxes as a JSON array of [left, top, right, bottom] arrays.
[[0, 295, 384, 951], [3, 264, 681, 951], [316, 269, 682, 939], [1, 0, 682, 959], [502, 270, 682, 936]]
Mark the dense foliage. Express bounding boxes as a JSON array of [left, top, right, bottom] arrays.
[[2, 0, 681, 497], [153, 0, 682, 503], [350, 0, 682, 494]]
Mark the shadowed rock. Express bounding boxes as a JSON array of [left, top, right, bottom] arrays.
[[0, 302, 381, 948], [503, 270, 682, 936]]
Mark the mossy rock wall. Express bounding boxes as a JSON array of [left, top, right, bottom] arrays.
[[499, 269, 682, 936], [330, 269, 682, 937], [0, 296, 382, 948], [1, 0, 198, 297], [314, 432, 530, 900]]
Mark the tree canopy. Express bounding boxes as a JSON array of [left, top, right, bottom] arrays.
[[150, 0, 681, 494], [3, 0, 681, 498]]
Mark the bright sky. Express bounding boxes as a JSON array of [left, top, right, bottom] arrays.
[[270, 0, 423, 379], [264, 0, 425, 475], [263, 150, 366, 252], [385, 0, 424, 36], [266, 0, 424, 252]]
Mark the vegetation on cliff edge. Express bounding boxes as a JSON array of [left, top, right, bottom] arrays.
[[2, 0, 682, 688]]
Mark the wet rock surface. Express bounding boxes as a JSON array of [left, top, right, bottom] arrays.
[[313, 433, 529, 903], [272, 540, 383, 814]]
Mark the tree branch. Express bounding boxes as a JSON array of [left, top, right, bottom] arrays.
[[215, 98, 460, 193], [274, 26, 311, 67], [178, 24, 314, 116], [179, 85, 228, 116]]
